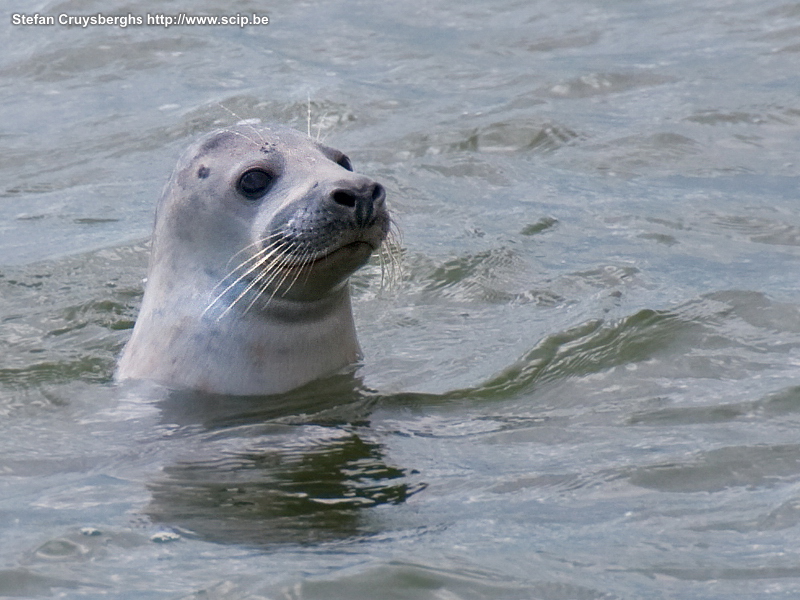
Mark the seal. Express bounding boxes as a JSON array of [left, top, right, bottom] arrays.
[[116, 123, 390, 396]]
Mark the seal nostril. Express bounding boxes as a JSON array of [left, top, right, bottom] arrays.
[[371, 183, 385, 202], [332, 190, 357, 208]]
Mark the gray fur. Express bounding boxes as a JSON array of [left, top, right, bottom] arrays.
[[117, 124, 388, 395]]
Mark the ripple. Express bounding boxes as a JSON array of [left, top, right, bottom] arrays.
[[447, 308, 688, 401], [1, 36, 205, 83], [685, 109, 794, 126], [541, 71, 673, 99], [416, 247, 531, 303], [286, 559, 614, 600], [712, 213, 800, 246], [397, 118, 579, 158], [0, 244, 146, 393], [0, 357, 110, 388], [627, 444, 800, 493], [526, 30, 602, 52], [0, 569, 87, 596], [146, 431, 426, 546], [591, 133, 701, 176], [521, 216, 559, 236]]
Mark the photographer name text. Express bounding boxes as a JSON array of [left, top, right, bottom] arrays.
[[11, 13, 269, 29]]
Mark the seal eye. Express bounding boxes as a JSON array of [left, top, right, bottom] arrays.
[[337, 155, 353, 172], [237, 169, 273, 199]]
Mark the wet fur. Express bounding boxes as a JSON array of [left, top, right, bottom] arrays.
[[117, 123, 394, 396]]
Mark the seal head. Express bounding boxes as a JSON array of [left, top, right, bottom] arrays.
[[117, 123, 389, 395]]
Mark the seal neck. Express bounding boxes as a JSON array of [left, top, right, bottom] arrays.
[[118, 272, 361, 396]]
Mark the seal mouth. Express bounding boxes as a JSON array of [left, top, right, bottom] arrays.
[[234, 240, 377, 301], [272, 240, 376, 273], [308, 241, 375, 265]]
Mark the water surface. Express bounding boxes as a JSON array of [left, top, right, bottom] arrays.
[[2, 0, 800, 598]]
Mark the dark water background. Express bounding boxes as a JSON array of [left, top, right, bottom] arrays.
[[2, 0, 800, 598]]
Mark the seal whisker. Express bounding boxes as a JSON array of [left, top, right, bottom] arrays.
[[306, 93, 312, 138], [378, 244, 389, 291], [214, 252, 290, 319], [235, 237, 313, 313], [244, 263, 289, 313], [304, 94, 329, 142], [288, 242, 317, 289], [217, 102, 268, 148], [207, 236, 288, 305], [204, 236, 295, 318], [244, 251, 298, 313], [256, 241, 316, 309], [315, 112, 329, 142], [222, 232, 284, 274], [377, 223, 403, 292], [220, 127, 264, 150]]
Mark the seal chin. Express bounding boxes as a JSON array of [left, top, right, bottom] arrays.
[[274, 239, 377, 271], [310, 241, 376, 268], [264, 241, 376, 301]]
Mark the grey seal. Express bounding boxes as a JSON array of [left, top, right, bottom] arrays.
[[116, 123, 389, 396]]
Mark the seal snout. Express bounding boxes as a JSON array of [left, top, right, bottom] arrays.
[[331, 181, 385, 228]]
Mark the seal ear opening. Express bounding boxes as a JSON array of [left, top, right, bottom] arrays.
[[237, 169, 274, 199]]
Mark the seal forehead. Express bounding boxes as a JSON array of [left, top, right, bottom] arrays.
[[186, 125, 324, 167], [198, 130, 236, 154], [191, 130, 251, 163]]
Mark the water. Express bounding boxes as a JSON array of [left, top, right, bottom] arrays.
[[2, 0, 800, 597]]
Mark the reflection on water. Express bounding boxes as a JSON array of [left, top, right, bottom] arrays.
[[153, 373, 373, 430], [147, 383, 425, 547], [147, 430, 422, 546]]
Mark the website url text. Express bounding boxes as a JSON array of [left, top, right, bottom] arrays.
[[10, 13, 270, 29]]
